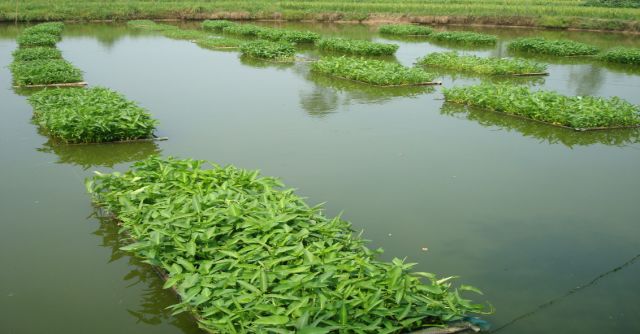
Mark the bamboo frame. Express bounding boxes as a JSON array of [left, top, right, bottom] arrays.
[[14, 81, 88, 88]]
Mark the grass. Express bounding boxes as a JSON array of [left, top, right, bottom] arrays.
[[583, 0, 640, 8], [443, 83, 640, 129], [239, 40, 296, 61], [417, 52, 548, 75], [312, 56, 437, 86], [12, 47, 62, 62], [28, 87, 158, 143], [598, 47, 640, 65], [378, 24, 434, 36], [316, 37, 399, 56], [87, 155, 487, 333], [508, 37, 600, 56], [195, 36, 244, 49], [16, 32, 59, 48], [429, 31, 497, 45], [9, 59, 83, 86]]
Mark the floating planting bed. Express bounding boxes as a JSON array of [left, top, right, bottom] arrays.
[[195, 37, 244, 49], [240, 40, 296, 61], [316, 37, 399, 56], [161, 28, 209, 41], [312, 56, 439, 87], [219, 22, 320, 43], [417, 52, 548, 76], [12, 47, 62, 62], [202, 19, 236, 32], [87, 155, 486, 333], [28, 87, 158, 143], [508, 37, 600, 56], [379, 24, 434, 36], [16, 32, 59, 48], [10, 59, 84, 87], [598, 47, 640, 65], [443, 84, 640, 130], [222, 24, 264, 37], [22, 22, 64, 37], [429, 31, 497, 46]]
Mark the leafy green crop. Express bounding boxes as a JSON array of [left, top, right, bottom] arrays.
[[316, 37, 399, 56], [598, 47, 640, 65], [28, 87, 158, 143], [87, 156, 487, 333], [220, 22, 320, 43], [12, 47, 62, 62], [195, 37, 244, 49], [161, 28, 209, 40], [10, 59, 83, 86], [16, 32, 59, 48], [312, 56, 437, 86], [379, 24, 434, 36], [429, 31, 497, 45], [417, 52, 547, 75], [240, 40, 296, 61], [22, 22, 64, 38], [508, 37, 600, 56], [443, 83, 640, 129], [222, 24, 264, 37], [202, 19, 237, 31]]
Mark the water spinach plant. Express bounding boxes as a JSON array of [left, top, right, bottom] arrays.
[[378, 24, 434, 36], [9, 59, 83, 86], [508, 37, 600, 56], [312, 56, 437, 86], [28, 87, 158, 143], [417, 52, 547, 75], [202, 19, 236, 32], [12, 47, 62, 62], [429, 31, 497, 46], [443, 83, 640, 130], [87, 156, 487, 333], [16, 32, 59, 48], [240, 40, 296, 61], [219, 21, 320, 43], [195, 37, 244, 49], [316, 37, 399, 56], [598, 47, 640, 65]]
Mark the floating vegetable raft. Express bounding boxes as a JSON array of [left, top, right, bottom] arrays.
[[417, 52, 548, 76], [87, 156, 487, 333], [428, 31, 497, 46], [507, 37, 600, 56], [312, 56, 440, 87], [316, 37, 399, 56], [240, 40, 297, 62], [443, 84, 640, 131], [378, 24, 434, 36]]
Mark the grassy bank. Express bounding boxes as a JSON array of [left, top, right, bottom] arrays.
[[2, 0, 640, 32]]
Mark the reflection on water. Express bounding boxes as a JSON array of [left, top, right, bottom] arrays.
[[441, 103, 640, 147], [567, 65, 604, 96], [238, 54, 296, 70], [38, 139, 161, 169]]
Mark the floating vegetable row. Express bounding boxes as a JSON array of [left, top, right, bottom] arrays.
[[204, 20, 320, 43], [128, 20, 245, 49], [508, 37, 640, 64], [443, 83, 640, 130], [417, 52, 548, 76], [378, 25, 496, 46], [10, 22, 84, 87], [87, 156, 487, 334]]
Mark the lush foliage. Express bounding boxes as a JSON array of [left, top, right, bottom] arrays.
[[195, 37, 244, 49], [16, 32, 59, 48], [9, 59, 83, 86], [22, 22, 64, 37], [508, 37, 600, 56], [598, 47, 640, 65], [312, 56, 437, 86], [222, 24, 264, 37], [443, 84, 640, 129], [316, 37, 399, 56], [87, 156, 486, 333], [220, 22, 320, 43], [583, 0, 640, 8], [429, 31, 497, 45], [161, 28, 209, 40], [378, 24, 434, 36], [28, 87, 158, 143], [240, 40, 296, 61], [417, 52, 547, 75], [12, 47, 62, 62], [202, 19, 236, 31]]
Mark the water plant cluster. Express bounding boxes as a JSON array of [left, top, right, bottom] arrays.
[[87, 156, 486, 333], [429, 31, 498, 46], [128, 20, 244, 49], [10, 22, 84, 87], [508, 37, 600, 56], [417, 52, 548, 76], [443, 83, 640, 129], [209, 20, 320, 43], [378, 24, 434, 36], [597, 47, 640, 65], [316, 37, 399, 56], [240, 40, 296, 61], [28, 87, 158, 143], [312, 56, 437, 86]]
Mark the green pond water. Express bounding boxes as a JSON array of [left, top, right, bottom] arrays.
[[1, 22, 639, 334]]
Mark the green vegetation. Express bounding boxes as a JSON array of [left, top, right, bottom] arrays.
[[443, 83, 640, 129], [161, 28, 208, 41], [9, 59, 83, 86], [240, 40, 296, 61], [417, 52, 547, 75], [87, 155, 486, 333], [220, 22, 320, 43], [12, 47, 62, 62], [508, 37, 600, 56], [429, 31, 497, 46], [202, 19, 236, 31], [316, 37, 399, 56], [222, 24, 264, 37], [378, 24, 434, 36], [598, 47, 640, 65], [195, 37, 244, 49], [16, 32, 59, 48], [22, 22, 64, 37], [583, 0, 640, 8], [312, 56, 437, 86], [28, 87, 158, 143]]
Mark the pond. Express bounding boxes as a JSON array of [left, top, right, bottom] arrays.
[[0, 22, 639, 334]]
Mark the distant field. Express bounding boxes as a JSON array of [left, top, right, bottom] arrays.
[[1, 0, 640, 32]]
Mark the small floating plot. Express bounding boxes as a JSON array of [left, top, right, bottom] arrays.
[[28, 87, 158, 143], [508, 37, 600, 56], [316, 37, 398, 56], [239, 40, 296, 61], [598, 47, 640, 65], [443, 83, 640, 130], [222, 24, 264, 37], [195, 36, 244, 49], [429, 31, 497, 46], [257, 27, 320, 43], [16, 32, 59, 48], [12, 47, 62, 62], [10, 59, 83, 87], [417, 51, 547, 76], [379, 24, 434, 36], [161, 28, 209, 41], [202, 19, 236, 32], [22, 22, 64, 38], [312, 56, 438, 86]]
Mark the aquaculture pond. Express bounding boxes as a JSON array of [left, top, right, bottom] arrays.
[[1, 22, 640, 334]]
